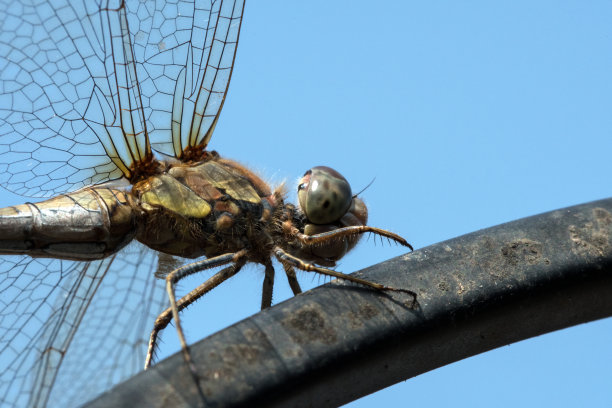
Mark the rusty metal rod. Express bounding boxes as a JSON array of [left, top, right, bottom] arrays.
[[85, 198, 612, 407]]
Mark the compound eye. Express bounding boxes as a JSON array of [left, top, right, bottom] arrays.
[[297, 166, 352, 224]]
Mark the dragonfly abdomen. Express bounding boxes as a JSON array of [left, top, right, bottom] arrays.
[[0, 188, 137, 260]]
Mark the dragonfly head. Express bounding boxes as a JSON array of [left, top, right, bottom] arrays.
[[296, 166, 369, 261], [297, 166, 353, 225]]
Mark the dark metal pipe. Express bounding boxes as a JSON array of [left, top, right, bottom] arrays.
[[85, 198, 612, 407]]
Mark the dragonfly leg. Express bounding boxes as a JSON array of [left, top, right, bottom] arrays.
[[260, 261, 275, 310], [295, 226, 413, 251], [145, 250, 247, 370], [273, 246, 416, 300], [282, 264, 303, 295]]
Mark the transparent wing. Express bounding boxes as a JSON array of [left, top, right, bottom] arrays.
[[46, 244, 169, 407], [0, 244, 168, 408], [0, 0, 144, 196], [132, 0, 245, 158], [0, 256, 107, 407], [0, 0, 244, 197]]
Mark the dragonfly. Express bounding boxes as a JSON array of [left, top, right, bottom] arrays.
[[0, 0, 414, 406]]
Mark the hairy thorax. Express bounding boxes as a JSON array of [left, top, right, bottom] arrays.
[[132, 155, 281, 259]]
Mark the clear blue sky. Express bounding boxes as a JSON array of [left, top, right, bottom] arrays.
[[1, 1, 612, 407]]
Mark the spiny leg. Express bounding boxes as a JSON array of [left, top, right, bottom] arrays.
[[292, 225, 413, 251], [261, 261, 275, 310], [274, 247, 416, 300], [282, 263, 303, 295], [145, 264, 241, 369], [145, 255, 246, 369], [150, 249, 247, 400]]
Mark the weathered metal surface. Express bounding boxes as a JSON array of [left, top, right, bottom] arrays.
[[85, 197, 612, 407]]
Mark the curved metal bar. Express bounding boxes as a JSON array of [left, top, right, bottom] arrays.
[[85, 198, 612, 407]]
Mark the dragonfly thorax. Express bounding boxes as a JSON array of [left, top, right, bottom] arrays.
[[133, 157, 280, 260]]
